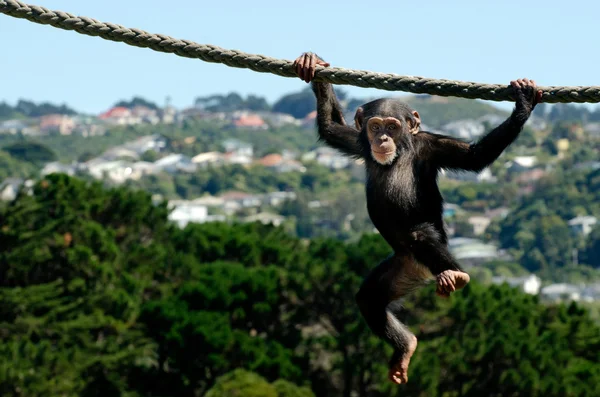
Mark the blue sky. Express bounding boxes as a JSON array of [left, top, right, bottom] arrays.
[[2, 0, 598, 114]]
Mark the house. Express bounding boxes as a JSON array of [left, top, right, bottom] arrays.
[[581, 284, 600, 302], [232, 114, 268, 130], [258, 112, 300, 128], [131, 161, 159, 177], [72, 115, 106, 137], [443, 203, 462, 219], [243, 212, 285, 227], [441, 119, 485, 139], [102, 147, 140, 161], [0, 178, 24, 201], [582, 122, 600, 137], [505, 156, 537, 172], [301, 110, 317, 129], [41, 162, 78, 176], [193, 195, 225, 208], [85, 160, 128, 180], [568, 216, 598, 236], [221, 191, 262, 214], [168, 200, 208, 228], [442, 168, 496, 183], [540, 283, 582, 302], [0, 119, 28, 134], [130, 106, 160, 124], [467, 215, 492, 236], [574, 161, 600, 171], [491, 274, 542, 295], [223, 139, 253, 157], [448, 237, 500, 265], [39, 114, 75, 135], [276, 159, 306, 173], [192, 152, 225, 168], [302, 147, 351, 169], [263, 191, 297, 206], [153, 154, 195, 173], [513, 168, 547, 184], [120, 134, 166, 155], [258, 154, 283, 168], [99, 107, 140, 125], [486, 207, 510, 220], [160, 105, 177, 124]]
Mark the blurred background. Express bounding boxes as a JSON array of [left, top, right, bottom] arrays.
[[1, 1, 599, 396]]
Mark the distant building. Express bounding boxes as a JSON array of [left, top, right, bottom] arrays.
[[153, 154, 195, 173], [232, 114, 268, 130], [223, 139, 253, 157], [99, 107, 140, 125], [258, 112, 300, 128], [443, 203, 462, 219], [505, 156, 537, 173], [243, 212, 285, 227], [442, 168, 496, 183], [581, 283, 600, 302], [540, 283, 582, 302], [0, 178, 24, 201], [302, 147, 351, 169], [441, 119, 484, 139], [39, 114, 75, 135], [301, 110, 317, 129], [574, 161, 600, 171], [467, 215, 492, 236], [192, 152, 225, 168], [41, 162, 78, 176], [513, 168, 547, 184], [258, 154, 283, 168], [568, 216, 598, 237], [131, 106, 160, 124], [0, 119, 28, 134], [221, 191, 262, 214], [448, 237, 501, 265], [263, 191, 297, 206], [168, 200, 208, 228], [491, 274, 542, 295]]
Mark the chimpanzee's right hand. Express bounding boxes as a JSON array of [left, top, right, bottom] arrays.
[[293, 52, 330, 84]]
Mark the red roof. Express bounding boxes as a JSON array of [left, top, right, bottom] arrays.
[[304, 110, 317, 120], [233, 114, 266, 127], [258, 154, 283, 167], [99, 106, 131, 119]]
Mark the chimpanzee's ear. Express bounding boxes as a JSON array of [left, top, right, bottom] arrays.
[[354, 107, 364, 130], [409, 110, 421, 135]]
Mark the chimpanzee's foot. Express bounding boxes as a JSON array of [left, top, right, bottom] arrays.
[[388, 335, 418, 384], [436, 270, 470, 297]]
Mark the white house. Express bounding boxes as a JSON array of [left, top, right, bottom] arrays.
[[168, 201, 208, 228], [491, 274, 542, 295], [468, 215, 492, 236], [153, 154, 195, 173], [540, 283, 582, 302], [568, 216, 597, 237], [448, 237, 499, 264], [441, 119, 485, 139]]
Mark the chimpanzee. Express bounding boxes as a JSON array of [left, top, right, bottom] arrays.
[[293, 52, 542, 385]]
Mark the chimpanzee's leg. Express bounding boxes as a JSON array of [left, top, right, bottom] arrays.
[[355, 253, 430, 384], [410, 223, 471, 297]]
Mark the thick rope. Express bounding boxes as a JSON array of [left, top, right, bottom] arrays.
[[3, 0, 600, 104]]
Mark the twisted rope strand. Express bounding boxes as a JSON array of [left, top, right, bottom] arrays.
[[3, 0, 600, 103]]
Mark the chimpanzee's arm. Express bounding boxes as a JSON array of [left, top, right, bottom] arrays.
[[426, 79, 542, 172], [294, 52, 362, 157], [311, 82, 362, 157]]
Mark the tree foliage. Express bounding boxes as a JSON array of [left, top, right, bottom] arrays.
[[0, 174, 598, 396]]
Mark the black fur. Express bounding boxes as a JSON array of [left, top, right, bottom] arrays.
[[309, 71, 538, 376]]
